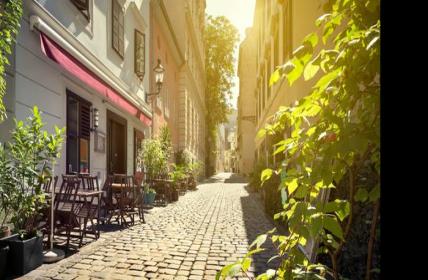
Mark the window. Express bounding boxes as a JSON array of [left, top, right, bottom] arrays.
[[66, 90, 91, 174], [112, 0, 124, 58], [134, 29, 145, 80], [71, 0, 90, 20]]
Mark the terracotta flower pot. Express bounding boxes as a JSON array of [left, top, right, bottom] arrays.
[[0, 226, 11, 239]]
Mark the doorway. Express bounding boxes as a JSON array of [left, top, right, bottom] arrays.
[[107, 110, 127, 175]]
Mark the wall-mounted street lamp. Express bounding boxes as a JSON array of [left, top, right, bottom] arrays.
[[145, 59, 166, 137], [91, 107, 99, 131], [146, 59, 165, 100]]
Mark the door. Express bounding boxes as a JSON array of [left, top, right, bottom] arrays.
[[107, 110, 127, 175]]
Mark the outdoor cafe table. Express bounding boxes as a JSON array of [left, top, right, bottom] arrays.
[[49, 188, 103, 239]]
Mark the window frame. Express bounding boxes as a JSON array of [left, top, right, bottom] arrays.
[[70, 0, 90, 21], [66, 90, 92, 174], [134, 29, 145, 80], [112, 0, 125, 59]]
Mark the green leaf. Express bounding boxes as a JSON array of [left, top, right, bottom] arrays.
[[241, 257, 252, 271], [314, 68, 341, 93], [367, 36, 379, 50], [269, 69, 281, 87], [223, 263, 242, 277], [323, 24, 334, 44], [257, 128, 266, 139], [304, 61, 320, 81], [261, 169, 273, 184], [303, 33, 319, 48], [286, 178, 299, 195], [323, 216, 344, 240], [369, 185, 380, 202], [286, 58, 304, 86], [250, 234, 267, 249], [316, 13, 331, 27], [306, 127, 316, 136], [355, 188, 369, 202], [274, 143, 286, 155], [310, 213, 323, 237]]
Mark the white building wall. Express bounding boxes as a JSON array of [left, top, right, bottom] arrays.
[[0, 0, 152, 183]]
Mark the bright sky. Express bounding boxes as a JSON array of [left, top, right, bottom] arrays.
[[206, 0, 256, 109]]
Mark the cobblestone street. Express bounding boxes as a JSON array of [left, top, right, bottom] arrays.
[[25, 173, 278, 280]]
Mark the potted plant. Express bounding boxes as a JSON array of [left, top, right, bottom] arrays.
[[169, 165, 186, 201], [137, 139, 169, 181], [187, 161, 202, 191], [0, 107, 64, 277], [143, 187, 156, 205]]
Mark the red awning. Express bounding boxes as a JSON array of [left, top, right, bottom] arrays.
[[39, 32, 151, 126]]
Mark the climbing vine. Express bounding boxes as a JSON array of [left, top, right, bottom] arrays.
[[217, 0, 380, 279], [0, 0, 23, 122]]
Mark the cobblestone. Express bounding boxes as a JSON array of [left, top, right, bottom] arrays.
[[26, 173, 279, 279]]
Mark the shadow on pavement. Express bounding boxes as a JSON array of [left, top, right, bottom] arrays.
[[240, 186, 282, 275], [224, 173, 249, 184]]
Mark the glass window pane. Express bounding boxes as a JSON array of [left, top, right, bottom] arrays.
[[67, 136, 79, 173], [80, 138, 89, 173], [67, 96, 79, 136]]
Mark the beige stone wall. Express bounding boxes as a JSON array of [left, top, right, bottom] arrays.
[[237, 28, 257, 176], [151, 0, 207, 171], [248, 0, 325, 164]]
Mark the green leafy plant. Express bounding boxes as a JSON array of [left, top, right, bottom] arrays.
[[138, 138, 169, 180], [0, 143, 15, 231], [3, 106, 64, 238], [218, 0, 380, 279], [0, 0, 23, 122], [169, 164, 187, 184], [159, 125, 173, 161]]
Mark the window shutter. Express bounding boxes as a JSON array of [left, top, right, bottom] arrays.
[[80, 102, 91, 138]]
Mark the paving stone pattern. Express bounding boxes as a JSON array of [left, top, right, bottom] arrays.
[[24, 173, 279, 280]]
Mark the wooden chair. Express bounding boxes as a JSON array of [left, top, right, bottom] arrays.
[[134, 172, 145, 223], [54, 175, 82, 251], [99, 175, 118, 225], [42, 175, 58, 193], [113, 175, 138, 227], [78, 175, 101, 241]]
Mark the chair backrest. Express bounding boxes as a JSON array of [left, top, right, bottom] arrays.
[[55, 175, 80, 209], [43, 175, 58, 193], [81, 175, 99, 190], [115, 174, 135, 205]]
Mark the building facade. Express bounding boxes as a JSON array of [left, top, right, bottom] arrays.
[[237, 27, 257, 176], [238, 0, 325, 169], [150, 0, 206, 172], [0, 0, 153, 182]]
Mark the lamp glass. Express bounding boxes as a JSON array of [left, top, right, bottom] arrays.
[[153, 59, 165, 85]]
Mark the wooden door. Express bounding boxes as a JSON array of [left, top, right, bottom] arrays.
[[107, 110, 127, 175]]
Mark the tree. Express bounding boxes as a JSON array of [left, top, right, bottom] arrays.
[[204, 15, 239, 175], [0, 0, 23, 122], [218, 0, 380, 279]]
